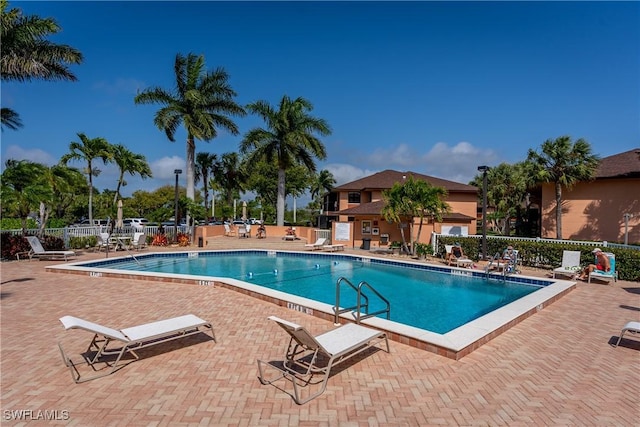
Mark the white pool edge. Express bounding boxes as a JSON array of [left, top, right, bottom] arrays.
[[47, 250, 576, 359]]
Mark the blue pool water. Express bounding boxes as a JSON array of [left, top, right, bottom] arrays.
[[88, 251, 543, 334]]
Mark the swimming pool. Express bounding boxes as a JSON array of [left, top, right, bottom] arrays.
[[49, 250, 575, 359]]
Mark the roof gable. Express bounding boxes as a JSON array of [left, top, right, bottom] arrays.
[[596, 148, 640, 179], [334, 169, 478, 193]]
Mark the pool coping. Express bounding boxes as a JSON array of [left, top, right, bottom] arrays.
[[46, 249, 576, 360]]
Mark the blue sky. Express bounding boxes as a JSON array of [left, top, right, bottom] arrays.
[[2, 1, 639, 205]]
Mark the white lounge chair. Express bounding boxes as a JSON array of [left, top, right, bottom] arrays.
[[304, 238, 327, 250], [94, 233, 113, 252], [553, 250, 582, 279], [444, 245, 454, 263], [24, 236, 76, 261], [223, 223, 236, 237], [614, 321, 640, 347], [257, 316, 389, 404], [322, 244, 345, 252], [588, 252, 617, 284], [131, 232, 147, 250], [58, 314, 216, 383]]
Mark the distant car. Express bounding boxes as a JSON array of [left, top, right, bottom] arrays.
[[71, 219, 108, 227], [123, 218, 149, 231]]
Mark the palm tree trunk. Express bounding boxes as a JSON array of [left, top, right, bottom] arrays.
[[414, 218, 425, 256], [88, 170, 94, 223], [277, 168, 286, 226], [555, 182, 563, 239], [114, 173, 124, 205], [186, 136, 196, 227], [202, 172, 209, 214]]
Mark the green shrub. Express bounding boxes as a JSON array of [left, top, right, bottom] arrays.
[[68, 235, 97, 250], [437, 236, 640, 281], [0, 218, 38, 230], [0, 233, 66, 260], [0, 233, 31, 260]]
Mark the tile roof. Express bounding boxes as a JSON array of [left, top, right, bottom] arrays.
[[337, 200, 475, 220], [334, 169, 478, 193], [596, 148, 640, 179], [338, 200, 386, 215]]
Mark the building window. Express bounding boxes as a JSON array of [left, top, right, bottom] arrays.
[[348, 192, 361, 203]]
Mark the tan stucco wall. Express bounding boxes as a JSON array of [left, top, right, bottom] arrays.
[[334, 188, 478, 248], [541, 178, 640, 243]]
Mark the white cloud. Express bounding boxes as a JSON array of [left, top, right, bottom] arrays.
[[422, 141, 499, 184], [150, 156, 186, 180], [3, 145, 57, 166], [367, 143, 418, 168], [323, 163, 380, 186], [326, 141, 500, 187]]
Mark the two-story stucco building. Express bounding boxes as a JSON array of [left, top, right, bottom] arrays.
[[321, 170, 478, 249], [540, 148, 640, 243]]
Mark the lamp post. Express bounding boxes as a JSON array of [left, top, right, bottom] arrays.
[[174, 169, 182, 243], [211, 190, 215, 220], [623, 213, 633, 245], [477, 165, 490, 260]]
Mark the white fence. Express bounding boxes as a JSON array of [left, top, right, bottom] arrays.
[[2, 225, 190, 247]]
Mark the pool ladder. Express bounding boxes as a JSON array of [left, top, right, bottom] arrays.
[[484, 252, 518, 280], [333, 277, 390, 325]]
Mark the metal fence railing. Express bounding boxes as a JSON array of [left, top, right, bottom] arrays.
[[1, 225, 189, 248]]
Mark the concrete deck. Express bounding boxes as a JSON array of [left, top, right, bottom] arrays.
[[1, 236, 638, 425]]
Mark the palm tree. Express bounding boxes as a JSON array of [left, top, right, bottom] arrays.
[[213, 152, 247, 208], [111, 144, 153, 205], [134, 52, 245, 223], [60, 133, 113, 224], [241, 96, 331, 226], [37, 164, 84, 234], [382, 176, 449, 255], [310, 169, 336, 205], [527, 136, 599, 239], [1, 108, 22, 130], [0, 159, 51, 234], [1, 0, 83, 128], [470, 162, 529, 236], [194, 152, 218, 215]]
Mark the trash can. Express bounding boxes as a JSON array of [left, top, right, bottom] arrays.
[[198, 237, 203, 247], [361, 238, 371, 250]]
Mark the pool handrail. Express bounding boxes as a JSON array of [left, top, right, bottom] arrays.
[[333, 277, 390, 325]]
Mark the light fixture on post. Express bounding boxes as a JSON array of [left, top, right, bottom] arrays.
[[477, 165, 490, 260], [623, 213, 633, 245], [174, 169, 182, 243]]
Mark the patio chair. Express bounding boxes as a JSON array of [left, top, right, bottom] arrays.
[[131, 232, 147, 250], [58, 314, 216, 383], [588, 252, 617, 284], [553, 250, 581, 279], [444, 245, 453, 263], [257, 316, 389, 404], [238, 224, 249, 238], [24, 236, 76, 261], [223, 223, 236, 237], [447, 243, 472, 267], [614, 321, 640, 347], [322, 244, 345, 252], [304, 237, 327, 250], [94, 233, 113, 252]]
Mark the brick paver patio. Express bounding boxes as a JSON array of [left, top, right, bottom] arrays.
[[1, 237, 638, 426]]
